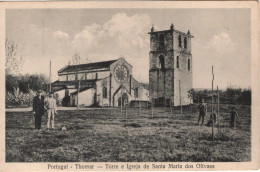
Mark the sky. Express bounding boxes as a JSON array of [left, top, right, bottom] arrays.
[[6, 9, 251, 89]]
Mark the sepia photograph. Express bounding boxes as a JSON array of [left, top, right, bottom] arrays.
[[1, 1, 259, 171]]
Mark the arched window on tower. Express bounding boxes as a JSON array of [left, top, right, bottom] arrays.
[[102, 87, 107, 99], [159, 55, 165, 69], [178, 35, 182, 48], [184, 37, 187, 49], [188, 59, 190, 71], [177, 56, 179, 69]]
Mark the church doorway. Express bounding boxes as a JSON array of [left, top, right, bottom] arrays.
[[118, 93, 129, 107]]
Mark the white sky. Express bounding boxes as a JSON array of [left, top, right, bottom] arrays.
[[6, 9, 251, 89]]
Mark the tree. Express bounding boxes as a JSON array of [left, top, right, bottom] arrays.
[[188, 89, 195, 102], [5, 74, 19, 92], [188, 88, 195, 114], [68, 54, 91, 65], [226, 86, 242, 104], [5, 39, 24, 74], [71, 52, 81, 66], [70, 53, 83, 110], [6, 73, 48, 93], [84, 57, 92, 63]]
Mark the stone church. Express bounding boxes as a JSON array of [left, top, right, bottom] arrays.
[[149, 24, 193, 106], [52, 57, 149, 107]]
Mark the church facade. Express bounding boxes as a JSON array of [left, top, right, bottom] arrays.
[[149, 24, 193, 106], [52, 57, 149, 107]]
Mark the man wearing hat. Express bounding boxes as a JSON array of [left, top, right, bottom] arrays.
[[32, 90, 45, 130], [198, 99, 207, 126], [45, 92, 58, 129]]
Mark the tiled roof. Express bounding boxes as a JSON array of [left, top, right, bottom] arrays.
[[58, 59, 118, 73]]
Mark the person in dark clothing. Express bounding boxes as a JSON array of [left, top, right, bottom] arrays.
[[32, 90, 45, 130], [198, 99, 207, 126], [230, 107, 238, 128], [206, 109, 217, 126]]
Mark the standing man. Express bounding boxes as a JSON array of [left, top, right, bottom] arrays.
[[230, 107, 238, 128], [206, 109, 217, 126], [32, 90, 44, 130], [198, 99, 207, 126], [45, 92, 57, 129]]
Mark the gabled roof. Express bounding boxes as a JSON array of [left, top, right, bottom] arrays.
[[58, 59, 118, 73]]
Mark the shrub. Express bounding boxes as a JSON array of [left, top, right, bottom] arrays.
[[6, 87, 36, 108]]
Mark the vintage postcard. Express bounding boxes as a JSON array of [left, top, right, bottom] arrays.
[[0, 1, 259, 171]]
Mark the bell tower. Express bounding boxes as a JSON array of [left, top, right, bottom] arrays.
[[149, 24, 193, 107]]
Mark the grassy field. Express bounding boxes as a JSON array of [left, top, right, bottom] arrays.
[[6, 104, 251, 162]]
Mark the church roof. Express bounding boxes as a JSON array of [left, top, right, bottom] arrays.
[[51, 79, 98, 87], [131, 77, 149, 90], [58, 59, 118, 73]]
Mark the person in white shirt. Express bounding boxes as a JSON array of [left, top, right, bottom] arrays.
[[45, 92, 58, 129]]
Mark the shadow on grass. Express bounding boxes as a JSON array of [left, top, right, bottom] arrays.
[[123, 123, 142, 128]]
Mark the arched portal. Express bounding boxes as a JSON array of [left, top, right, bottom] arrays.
[[118, 93, 129, 107]]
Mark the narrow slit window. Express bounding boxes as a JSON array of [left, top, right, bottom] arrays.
[[177, 56, 179, 69], [178, 35, 182, 48], [102, 87, 107, 98], [188, 59, 190, 71], [134, 88, 139, 98], [184, 37, 187, 49]]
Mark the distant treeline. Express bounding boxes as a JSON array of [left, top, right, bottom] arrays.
[[6, 74, 49, 93], [5, 74, 50, 108], [5, 73, 251, 107], [190, 87, 251, 105]]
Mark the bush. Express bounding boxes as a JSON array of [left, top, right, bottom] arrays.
[[6, 87, 36, 108], [190, 87, 251, 105]]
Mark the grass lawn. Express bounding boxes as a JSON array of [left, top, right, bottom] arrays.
[[5, 104, 251, 162]]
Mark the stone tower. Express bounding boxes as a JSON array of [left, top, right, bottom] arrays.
[[149, 24, 193, 106]]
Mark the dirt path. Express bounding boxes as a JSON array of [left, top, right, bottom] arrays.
[[5, 107, 118, 112]]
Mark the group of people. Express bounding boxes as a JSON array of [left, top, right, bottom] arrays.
[[32, 90, 58, 130], [33, 91, 239, 129], [197, 99, 238, 127]]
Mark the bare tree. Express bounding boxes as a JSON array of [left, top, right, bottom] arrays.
[[70, 53, 83, 111], [84, 57, 92, 63], [5, 39, 24, 74], [71, 52, 81, 65]]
